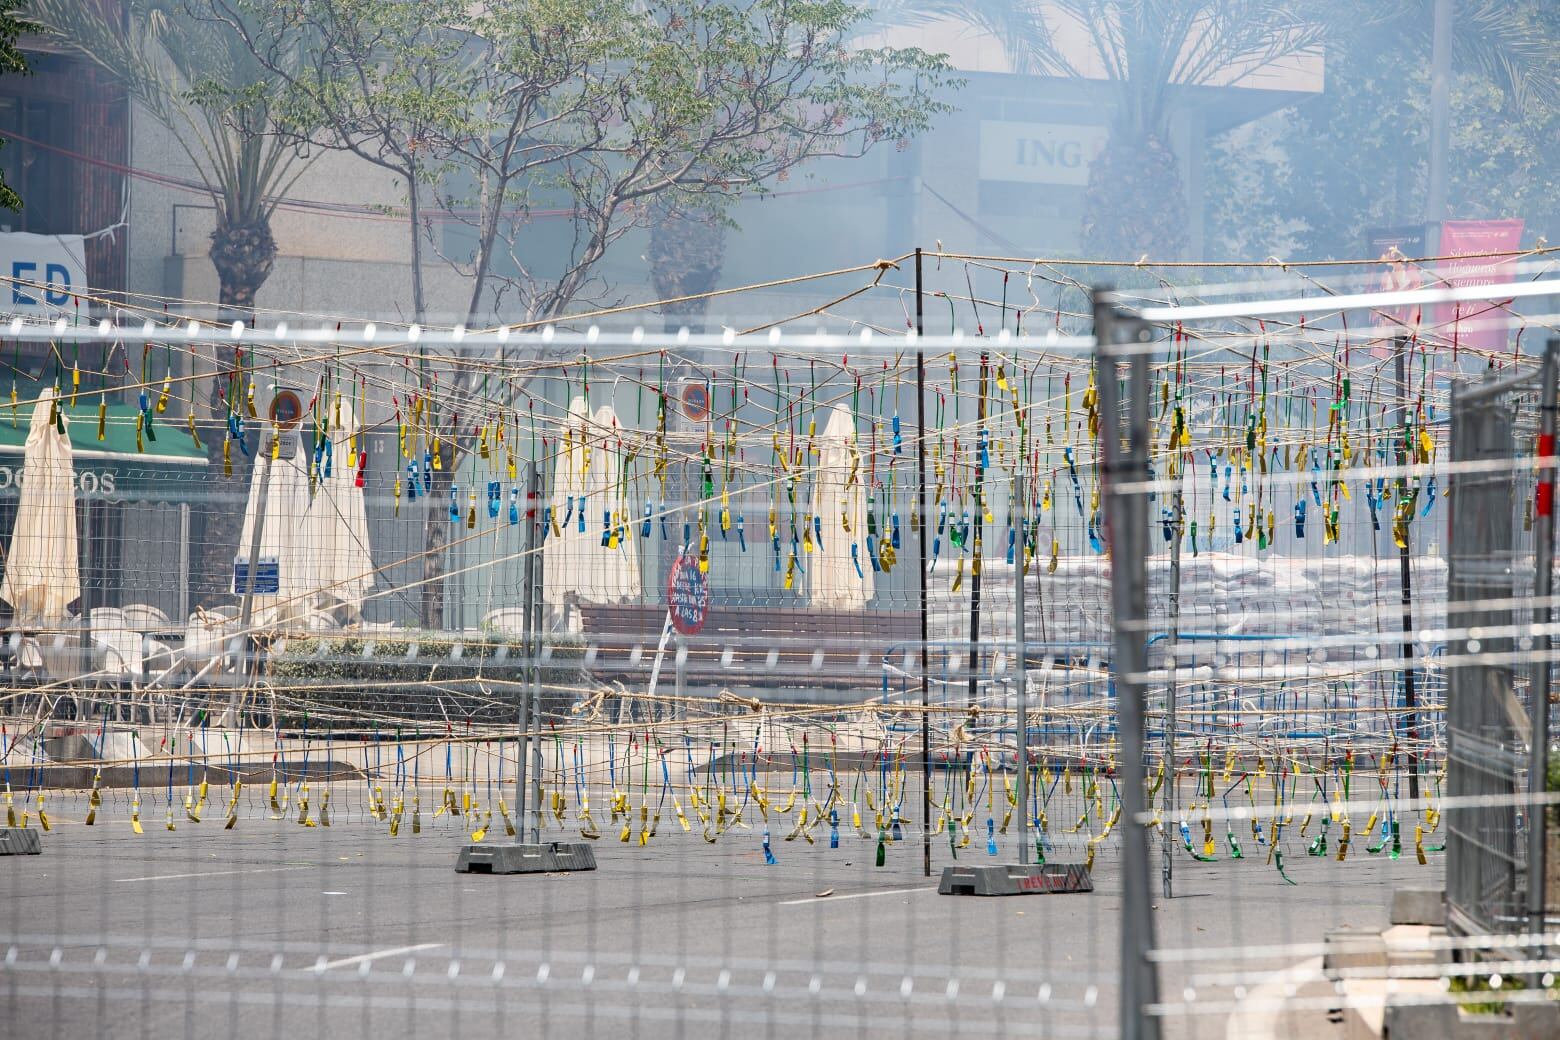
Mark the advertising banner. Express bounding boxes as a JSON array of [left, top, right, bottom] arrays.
[[1435, 219, 1525, 354]]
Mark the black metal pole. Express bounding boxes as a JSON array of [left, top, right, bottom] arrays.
[[517, 460, 540, 841], [916, 247, 932, 879], [1394, 335, 1419, 802], [967, 351, 988, 708]]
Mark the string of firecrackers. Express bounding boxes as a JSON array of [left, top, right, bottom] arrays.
[[12, 292, 1482, 597], [3, 708, 1447, 886], [0, 273, 1501, 879], [9, 251, 1535, 455]]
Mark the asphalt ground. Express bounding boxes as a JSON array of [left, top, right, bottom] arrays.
[[0, 787, 1442, 1039]]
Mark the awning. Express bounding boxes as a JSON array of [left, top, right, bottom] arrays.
[[0, 386, 206, 501]]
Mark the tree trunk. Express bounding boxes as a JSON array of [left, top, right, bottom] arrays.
[[406, 163, 426, 323], [648, 198, 727, 334], [192, 218, 277, 609], [1079, 131, 1188, 263]]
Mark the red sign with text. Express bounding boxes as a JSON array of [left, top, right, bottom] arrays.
[[1436, 219, 1525, 354]]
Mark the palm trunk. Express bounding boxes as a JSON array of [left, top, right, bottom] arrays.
[[1080, 131, 1188, 263], [193, 217, 276, 608]]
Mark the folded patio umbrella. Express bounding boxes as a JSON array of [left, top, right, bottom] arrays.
[[1, 387, 80, 623]]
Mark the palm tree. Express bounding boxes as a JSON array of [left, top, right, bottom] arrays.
[[647, 194, 727, 332], [28, 0, 315, 605], [1400, 0, 1558, 113], [1014, 1, 1556, 261], [27, 0, 312, 314]]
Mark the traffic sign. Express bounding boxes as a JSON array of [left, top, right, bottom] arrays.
[[680, 381, 710, 424]]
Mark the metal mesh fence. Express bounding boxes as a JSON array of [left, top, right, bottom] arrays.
[[1, 262, 1558, 1037], [1103, 290, 1560, 1037]]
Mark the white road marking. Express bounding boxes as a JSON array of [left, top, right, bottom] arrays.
[[305, 943, 446, 973], [114, 866, 311, 883], [777, 886, 930, 906]]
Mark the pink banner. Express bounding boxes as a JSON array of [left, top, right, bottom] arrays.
[[1436, 219, 1525, 354]]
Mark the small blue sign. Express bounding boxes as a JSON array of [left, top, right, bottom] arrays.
[[232, 556, 280, 595]]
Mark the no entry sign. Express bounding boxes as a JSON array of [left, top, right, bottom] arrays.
[[666, 553, 709, 635]]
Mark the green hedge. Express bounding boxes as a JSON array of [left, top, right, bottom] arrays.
[[265, 633, 589, 726]]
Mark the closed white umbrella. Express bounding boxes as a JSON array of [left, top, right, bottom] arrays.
[[587, 403, 641, 602], [299, 398, 374, 617], [237, 397, 375, 625], [544, 398, 641, 606], [810, 405, 871, 609], [235, 413, 313, 625], [543, 395, 591, 610], [1, 387, 80, 623]]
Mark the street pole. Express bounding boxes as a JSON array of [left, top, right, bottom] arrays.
[[1426, 0, 1452, 225], [968, 351, 989, 708], [1095, 290, 1160, 1040], [529, 459, 546, 844], [916, 246, 932, 879], [1162, 480, 1183, 900]]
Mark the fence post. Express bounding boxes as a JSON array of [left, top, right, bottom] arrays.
[[517, 459, 538, 841], [1015, 467, 1029, 864], [917, 247, 933, 879], [1528, 338, 1558, 960], [1445, 367, 1525, 938], [1095, 288, 1160, 1040]]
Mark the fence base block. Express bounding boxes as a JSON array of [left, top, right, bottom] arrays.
[[1389, 887, 1447, 926], [937, 863, 1092, 896], [0, 828, 42, 856], [455, 841, 597, 875]]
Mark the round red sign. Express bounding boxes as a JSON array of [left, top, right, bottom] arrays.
[[681, 382, 710, 424], [666, 553, 709, 635]]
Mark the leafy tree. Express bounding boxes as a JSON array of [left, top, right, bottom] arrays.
[[27, 0, 323, 605], [0, 0, 33, 213], [1205, 1, 1560, 259], [644, 0, 1036, 333], [208, 0, 477, 325], [462, 0, 951, 326], [216, 0, 952, 627]]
